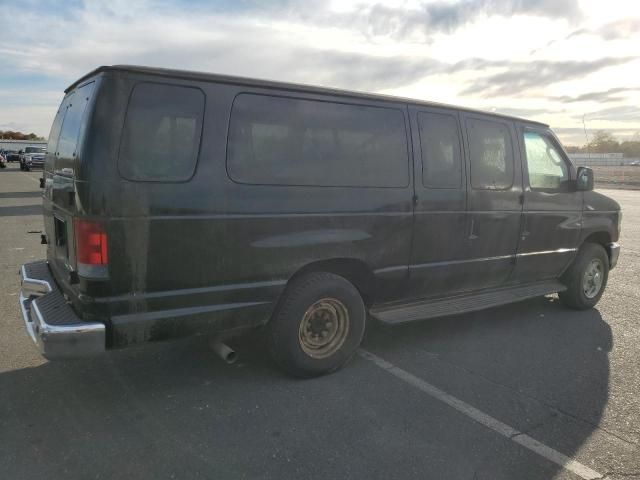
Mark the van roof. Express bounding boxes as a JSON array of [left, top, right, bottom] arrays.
[[67, 65, 549, 127]]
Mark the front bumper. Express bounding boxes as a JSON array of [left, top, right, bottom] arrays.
[[19, 261, 105, 359], [608, 242, 620, 269]]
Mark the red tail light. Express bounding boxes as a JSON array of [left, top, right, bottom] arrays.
[[74, 218, 108, 266]]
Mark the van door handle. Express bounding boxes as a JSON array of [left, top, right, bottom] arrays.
[[468, 219, 479, 240], [521, 214, 530, 240]]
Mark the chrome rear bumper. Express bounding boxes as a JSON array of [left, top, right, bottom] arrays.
[[19, 261, 105, 359]]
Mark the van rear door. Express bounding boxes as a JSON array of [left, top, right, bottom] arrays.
[[43, 80, 97, 282]]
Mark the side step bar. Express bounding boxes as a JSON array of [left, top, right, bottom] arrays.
[[370, 281, 566, 325]]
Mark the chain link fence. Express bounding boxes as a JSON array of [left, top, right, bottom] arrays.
[[568, 154, 640, 189]]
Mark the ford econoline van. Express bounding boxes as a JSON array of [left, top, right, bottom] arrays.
[[20, 65, 621, 377]]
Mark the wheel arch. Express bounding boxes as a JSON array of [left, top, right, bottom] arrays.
[[286, 258, 377, 307], [580, 231, 614, 264]]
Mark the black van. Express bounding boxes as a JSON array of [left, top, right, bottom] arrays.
[[19, 65, 621, 377]]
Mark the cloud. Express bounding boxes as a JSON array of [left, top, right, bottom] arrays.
[[580, 106, 640, 123], [285, 0, 581, 40], [457, 57, 636, 97], [566, 18, 640, 41], [550, 87, 640, 104], [492, 107, 551, 118], [530, 18, 640, 54], [0, 3, 439, 93]]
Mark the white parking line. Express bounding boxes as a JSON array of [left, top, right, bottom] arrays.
[[358, 349, 603, 480]]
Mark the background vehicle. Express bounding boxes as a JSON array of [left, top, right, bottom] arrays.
[[5, 150, 20, 162], [19, 66, 621, 377], [20, 146, 46, 171]]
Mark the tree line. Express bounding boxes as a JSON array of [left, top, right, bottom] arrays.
[[565, 130, 640, 158], [0, 130, 45, 141]]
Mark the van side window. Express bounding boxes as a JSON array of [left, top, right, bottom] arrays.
[[417, 112, 462, 188], [57, 82, 95, 159], [119, 83, 205, 182], [523, 131, 569, 191], [467, 118, 514, 190], [227, 94, 409, 187]]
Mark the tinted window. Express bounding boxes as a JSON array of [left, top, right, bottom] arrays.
[[227, 94, 409, 187], [57, 82, 95, 159], [119, 83, 205, 182], [467, 118, 514, 190], [47, 98, 68, 156], [417, 112, 462, 188], [25, 147, 45, 154], [524, 131, 569, 190]]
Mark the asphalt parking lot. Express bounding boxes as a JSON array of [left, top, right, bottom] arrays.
[[1, 163, 639, 480]]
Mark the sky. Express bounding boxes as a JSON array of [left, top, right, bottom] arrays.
[[0, 0, 639, 146]]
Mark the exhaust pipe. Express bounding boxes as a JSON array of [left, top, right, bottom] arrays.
[[209, 338, 237, 364]]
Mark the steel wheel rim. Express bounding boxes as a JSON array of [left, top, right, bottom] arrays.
[[582, 258, 604, 299], [299, 298, 350, 359]]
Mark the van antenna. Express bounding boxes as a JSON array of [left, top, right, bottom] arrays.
[[582, 114, 590, 161]]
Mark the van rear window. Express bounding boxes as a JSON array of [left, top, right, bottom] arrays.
[[118, 83, 205, 182], [227, 94, 409, 188], [55, 81, 95, 160]]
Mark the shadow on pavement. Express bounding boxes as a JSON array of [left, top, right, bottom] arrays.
[[0, 191, 43, 199], [0, 205, 43, 217], [0, 296, 611, 479], [0, 168, 43, 174], [365, 295, 613, 474]]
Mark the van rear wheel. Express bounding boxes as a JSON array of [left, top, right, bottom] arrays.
[[267, 272, 366, 378], [559, 243, 609, 310]]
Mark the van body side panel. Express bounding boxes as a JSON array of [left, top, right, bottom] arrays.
[[82, 77, 414, 347]]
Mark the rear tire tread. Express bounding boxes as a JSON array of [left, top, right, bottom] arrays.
[[267, 272, 365, 378]]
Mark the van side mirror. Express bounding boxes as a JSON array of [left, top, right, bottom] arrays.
[[576, 166, 594, 191]]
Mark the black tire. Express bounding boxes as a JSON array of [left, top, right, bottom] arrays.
[[559, 243, 609, 310], [267, 272, 366, 378]]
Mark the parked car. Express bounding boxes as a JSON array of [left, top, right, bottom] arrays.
[[20, 146, 46, 171], [19, 65, 621, 377], [5, 150, 20, 162], [630, 160, 640, 166]]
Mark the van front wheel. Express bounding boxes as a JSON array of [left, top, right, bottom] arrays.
[[267, 272, 366, 378], [559, 243, 609, 310]]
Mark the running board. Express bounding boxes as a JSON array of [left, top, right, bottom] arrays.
[[370, 281, 566, 325]]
